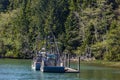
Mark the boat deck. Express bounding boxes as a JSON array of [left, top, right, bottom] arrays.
[[65, 67, 80, 73]]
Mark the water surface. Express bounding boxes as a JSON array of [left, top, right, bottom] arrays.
[[0, 59, 120, 80]]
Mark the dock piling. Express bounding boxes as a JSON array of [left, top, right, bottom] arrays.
[[68, 54, 70, 68], [78, 56, 80, 73]]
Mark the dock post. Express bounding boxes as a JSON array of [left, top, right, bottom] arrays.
[[68, 54, 70, 68], [78, 56, 80, 72], [65, 53, 67, 67]]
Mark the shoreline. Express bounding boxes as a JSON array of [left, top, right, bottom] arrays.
[[80, 60, 120, 68], [0, 58, 120, 68], [70, 59, 120, 69], [0, 57, 32, 60], [0, 57, 32, 59]]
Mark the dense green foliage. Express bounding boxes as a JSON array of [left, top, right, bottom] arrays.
[[0, 0, 120, 61]]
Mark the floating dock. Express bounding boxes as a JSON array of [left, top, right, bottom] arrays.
[[65, 67, 80, 73]]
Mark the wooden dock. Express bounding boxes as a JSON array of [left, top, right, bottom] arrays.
[[65, 67, 80, 73]]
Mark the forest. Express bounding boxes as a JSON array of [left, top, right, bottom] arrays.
[[0, 0, 120, 61]]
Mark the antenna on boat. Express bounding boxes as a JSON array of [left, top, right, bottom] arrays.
[[48, 25, 62, 66], [49, 26, 60, 55]]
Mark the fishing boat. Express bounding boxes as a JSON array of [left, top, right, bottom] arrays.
[[32, 27, 80, 73], [40, 34, 65, 73]]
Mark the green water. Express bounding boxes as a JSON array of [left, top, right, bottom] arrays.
[[0, 59, 120, 80]]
